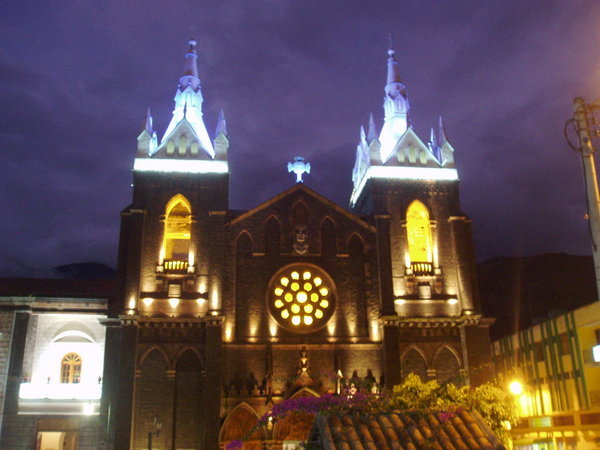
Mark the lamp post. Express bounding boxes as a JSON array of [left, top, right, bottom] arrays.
[[147, 415, 161, 450], [567, 97, 600, 300]]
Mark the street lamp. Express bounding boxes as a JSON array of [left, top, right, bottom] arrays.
[[509, 380, 523, 396]]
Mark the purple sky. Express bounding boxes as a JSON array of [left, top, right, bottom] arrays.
[[1, 1, 599, 276]]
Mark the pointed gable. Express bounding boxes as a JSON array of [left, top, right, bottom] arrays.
[[229, 184, 373, 232]]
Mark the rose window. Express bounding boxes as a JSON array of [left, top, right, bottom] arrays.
[[268, 265, 335, 333]]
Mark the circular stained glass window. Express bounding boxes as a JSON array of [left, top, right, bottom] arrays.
[[268, 265, 335, 333]]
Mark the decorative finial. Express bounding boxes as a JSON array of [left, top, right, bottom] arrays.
[[188, 39, 197, 51], [287, 156, 311, 183]]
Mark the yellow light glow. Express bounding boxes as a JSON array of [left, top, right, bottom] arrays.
[[169, 298, 180, 308], [270, 266, 334, 331], [128, 298, 136, 309], [509, 381, 523, 396], [448, 298, 458, 305], [406, 200, 433, 265], [224, 324, 233, 342], [142, 298, 154, 306], [269, 322, 278, 337]]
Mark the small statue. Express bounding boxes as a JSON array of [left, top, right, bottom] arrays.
[[293, 225, 309, 255]]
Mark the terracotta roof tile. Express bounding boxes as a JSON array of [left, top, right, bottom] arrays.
[[311, 409, 505, 450]]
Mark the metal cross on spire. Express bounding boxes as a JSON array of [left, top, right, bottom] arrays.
[[287, 156, 311, 183]]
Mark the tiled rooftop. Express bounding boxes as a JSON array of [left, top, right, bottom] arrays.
[[311, 409, 506, 449]]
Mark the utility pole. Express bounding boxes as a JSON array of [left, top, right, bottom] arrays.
[[569, 97, 600, 300]]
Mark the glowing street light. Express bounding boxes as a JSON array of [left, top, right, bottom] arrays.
[[509, 380, 524, 396]]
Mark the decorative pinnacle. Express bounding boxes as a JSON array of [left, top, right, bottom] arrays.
[[188, 39, 197, 51], [287, 156, 311, 183]]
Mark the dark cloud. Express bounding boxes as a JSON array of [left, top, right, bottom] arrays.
[[0, 0, 599, 275]]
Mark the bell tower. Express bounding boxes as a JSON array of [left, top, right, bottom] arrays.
[[351, 48, 494, 388], [107, 40, 227, 449]]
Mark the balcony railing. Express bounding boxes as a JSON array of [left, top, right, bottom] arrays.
[[19, 381, 101, 400], [410, 262, 434, 276], [163, 259, 189, 273]]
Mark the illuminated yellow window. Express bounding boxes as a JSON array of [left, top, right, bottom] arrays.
[[406, 200, 433, 265], [269, 265, 335, 333], [162, 195, 192, 264], [60, 353, 81, 384]]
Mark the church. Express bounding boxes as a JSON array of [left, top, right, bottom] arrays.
[[0, 41, 494, 449]]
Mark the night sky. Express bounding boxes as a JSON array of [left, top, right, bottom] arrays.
[[1, 1, 599, 277]]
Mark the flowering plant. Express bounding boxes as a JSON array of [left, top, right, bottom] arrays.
[[227, 374, 516, 448]]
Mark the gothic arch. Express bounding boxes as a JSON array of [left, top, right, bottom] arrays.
[[320, 217, 337, 256], [265, 215, 281, 255], [292, 201, 309, 225], [272, 388, 319, 442], [165, 193, 192, 216], [134, 347, 170, 448], [173, 346, 204, 368], [400, 345, 428, 381], [432, 344, 462, 384], [162, 194, 193, 263], [236, 230, 254, 256], [219, 402, 262, 444], [406, 200, 434, 269], [348, 233, 364, 257], [138, 345, 171, 370], [289, 387, 320, 400], [174, 350, 203, 448]]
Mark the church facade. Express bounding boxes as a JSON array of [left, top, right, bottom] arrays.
[[0, 41, 493, 449]]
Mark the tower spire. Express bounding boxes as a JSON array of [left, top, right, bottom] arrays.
[[180, 39, 200, 90], [367, 113, 377, 143], [159, 40, 215, 157], [386, 48, 403, 92], [378, 47, 410, 162], [145, 107, 154, 135]]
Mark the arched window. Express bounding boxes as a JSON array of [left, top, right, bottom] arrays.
[[433, 346, 462, 384], [163, 195, 192, 269], [320, 218, 336, 256], [265, 217, 281, 256], [60, 353, 81, 384], [401, 347, 428, 381], [406, 200, 433, 274]]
